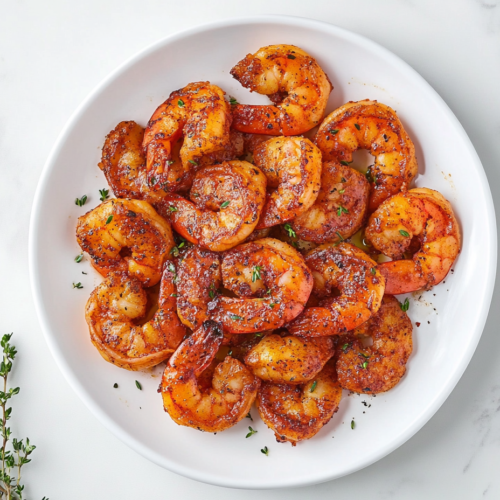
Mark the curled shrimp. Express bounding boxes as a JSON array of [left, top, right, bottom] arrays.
[[287, 243, 385, 337], [252, 136, 322, 229], [160, 320, 260, 432], [176, 238, 313, 333], [336, 296, 413, 394], [230, 45, 332, 135], [290, 161, 370, 243], [244, 332, 335, 384], [142, 82, 232, 191], [364, 187, 460, 294], [315, 100, 418, 212], [158, 161, 267, 252], [85, 268, 186, 370], [76, 199, 174, 286], [256, 360, 342, 445]]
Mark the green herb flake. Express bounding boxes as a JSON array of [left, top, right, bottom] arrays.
[[170, 247, 180, 257], [336, 231, 344, 242], [339, 189, 345, 194], [337, 206, 349, 216], [72, 282, 83, 289], [342, 343, 349, 351], [340, 160, 352, 166], [360, 352, 370, 359], [354, 123, 361, 130], [188, 159, 198, 166], [246, 426, 258, 438], [310, 380, 318, 393], [178, 99, 185, 107], [284, 223, 296, 239], [113, 383, 118, 388], [99, 188, 109, 202], [230, 314, 243, 321], [135, 380, 142, 390], [220, 200, 230, 209], [169, 206, 178, 213], [371, 267, 376, 275], [105, 215, 113, 225], [399, 229, 410, 237], [75, 195, 87, 207], [351, 420, 355, 430], [75, 254, 83, 263], [400, 297, 410, 312], [252, 266, 262, 283], [362, 361, 369, 369], [287, 54, 296, 59], [261, 446, 269, 456], [330, 129, 339, 135], [170, 293, 178, 298], [229, 97, 239, 105]]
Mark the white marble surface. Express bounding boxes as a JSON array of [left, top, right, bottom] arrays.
[[1, 0, 499, 497]]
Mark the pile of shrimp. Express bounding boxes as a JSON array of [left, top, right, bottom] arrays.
[[75, 44, 460, 446]]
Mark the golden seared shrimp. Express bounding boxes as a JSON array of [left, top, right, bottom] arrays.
[[230, 45, 332, 135], [336, 296, 413, 394], [160, 320, 260, 432], [142, 82, 232, 191], [85, 268, 186, 370], [253, 137, 322, 229], [76, 199, 175, 287], [214, 238, 313, 333], [159, 161, 267, 252], [291, 161, 370, 244], [244, 332, 335, 384], [315, 100, 418, 212], [287, 243, 385, 337], [256, 361, 342, 445], [364, 188, 460, 294]]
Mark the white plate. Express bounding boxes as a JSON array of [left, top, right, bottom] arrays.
[[29, 16, 497, 489]]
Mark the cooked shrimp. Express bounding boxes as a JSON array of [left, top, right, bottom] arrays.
[[85, 268, 186, 370], [315, 100, 418, 212], [290, 161, 370, 243], [158, 161, 267, 252], [252, 136, 322, 228], [214, 238, 313, 333], [142, 82, 232, 191], [230, 45, 332, 135], [244, 332, 335, 384], [336, 295, 413, 394], [76, 199, 175, 286], [176, 239, 313, 333], [160, 320, 260, 432], [287, 243, 385, 337], [364, 187, 460, 294], [256, 360, 342, 445]]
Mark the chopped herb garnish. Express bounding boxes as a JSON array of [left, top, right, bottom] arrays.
[[178, 99, 185, 107], [342, 343, 349, 351], [337, 206, 349, 216], [188, 160, 198, 166], [170, 293, 178, 297], [230, 314, 243, 321], [339, 189, 345, 194], [255, 332, 264, 338], [371, 267, 376, 275], [178, 241, 185, 249], [229, 97, 239, 105], [135, 380, 142, 390], [287, 54, 296, 59], [399, 229, 410, 237], [227, 350, 233, 356], [170, 247, 180, 257], [340, 160, 352, 166], [261, 446, 269, 456], [99, 188, 110, 202], [75, 195, 87, 207], [72, 282, 83, 289], [150, 176, 157, 186], [113, 383, 118, 388], [362, 361, 368, 369], [354, 123, 361, 130], [284, 223, 296, 238], [336, 231, 344, 241], [220, 200, 230, 209], [208, 283, 216, 300], [351, 420, 355, 430], [365, 170, 374, 183], [330, 129, 339, 135], [400, 297, 410, 312], [269, 303, 276, 309], [169, 206, 178, 212], [75, 254, 83, 263], [246, 426, 258, 438], [105, 215, 113, 225], [252, 266, 262, 282], [360, 352, 370, 359], [167, 262, 176, 274], [310, 380, 318, 392], [246, 412, 253, 421]]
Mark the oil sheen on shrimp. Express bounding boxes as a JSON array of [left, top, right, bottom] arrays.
[[256, 360, 342, 445], [230, 45, 332, 135], [142, 82, 232, 191], [336, 295, 413, 394], [287, 242, 385, 337], [85, 267, 186, 370], [252, 136, 322, 228], [364, 187, 460, 294], [159, 161, 267, 252], [76, 199, 175, 287], [315, 100, 418, 212], [291, 161, 370, 243], [176, 238, 313, 333], [160, 320, 260, 432], [244, 332, 335, 384]]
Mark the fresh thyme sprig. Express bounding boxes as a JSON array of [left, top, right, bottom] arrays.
[[0, 333, 46, 499]]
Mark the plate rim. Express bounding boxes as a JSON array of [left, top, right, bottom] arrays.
[[28, 14, 498, 489]]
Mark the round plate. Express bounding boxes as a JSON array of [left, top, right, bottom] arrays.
[[29, 16, 497, 489]]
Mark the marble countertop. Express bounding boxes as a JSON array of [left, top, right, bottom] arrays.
[[1, 0, 499, 497]]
